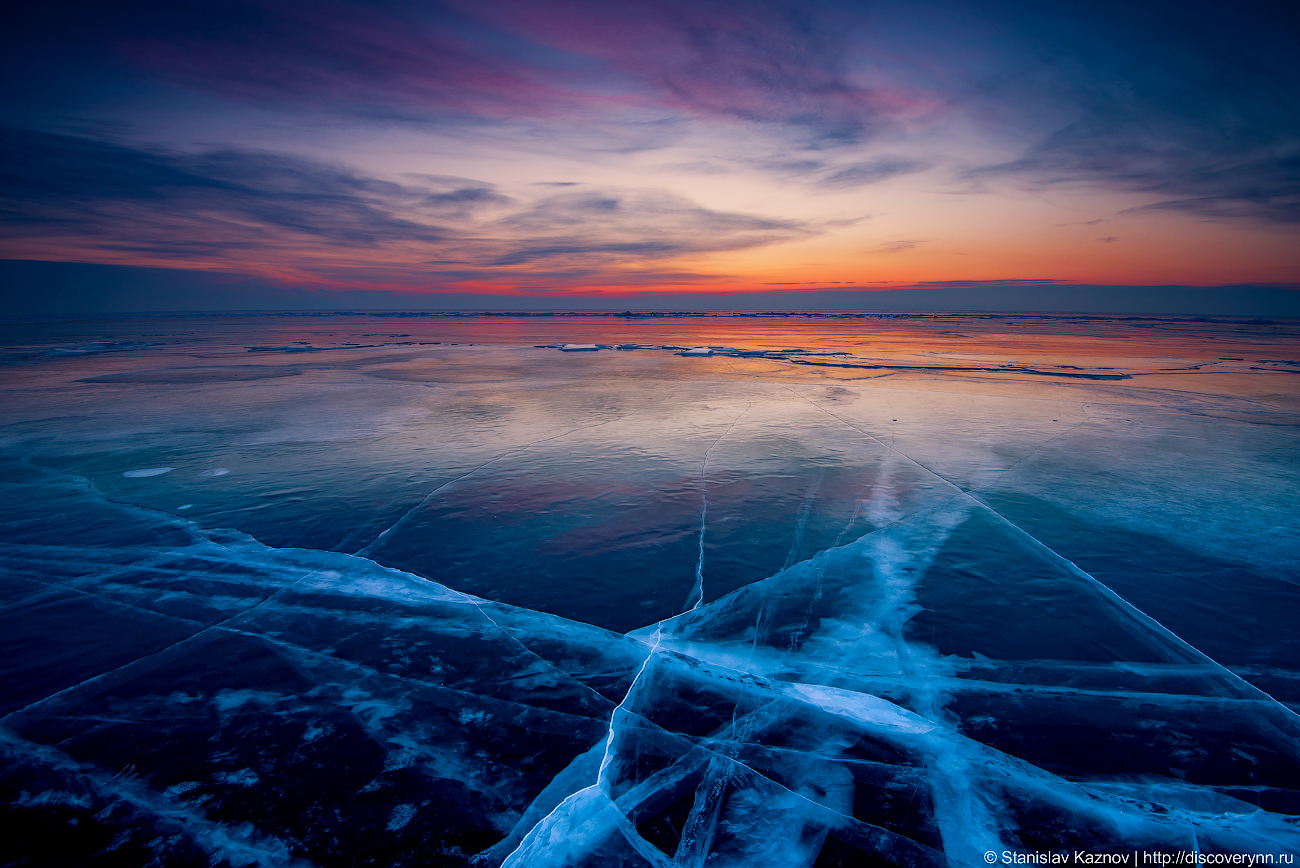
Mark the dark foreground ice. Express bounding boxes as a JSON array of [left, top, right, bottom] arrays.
[[1, 312, 1299, 866]]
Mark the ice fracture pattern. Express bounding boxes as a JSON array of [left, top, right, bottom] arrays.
[[1, 313, 1299, 866]]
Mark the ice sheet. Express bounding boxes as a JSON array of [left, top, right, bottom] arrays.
[[2, 312, 1298, 865]]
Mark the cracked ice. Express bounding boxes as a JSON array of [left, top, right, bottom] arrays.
[[2, 313, 1299, 866]]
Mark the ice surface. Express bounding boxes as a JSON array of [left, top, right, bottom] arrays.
[[2, 313, 1299, 865]]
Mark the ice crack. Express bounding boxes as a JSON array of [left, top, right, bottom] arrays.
[[788, 386, 1300, 721], [685, 404, 750, 612]]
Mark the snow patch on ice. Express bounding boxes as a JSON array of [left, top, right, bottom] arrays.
[[15, 789, 93, 809], [387, 804, 416, 831], [123, 467, 174, 478], [302, 722, 332, 743], [212, 769, 261, 788]]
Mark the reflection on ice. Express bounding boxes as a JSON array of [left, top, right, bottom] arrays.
[[2, 313, 1299, 864]]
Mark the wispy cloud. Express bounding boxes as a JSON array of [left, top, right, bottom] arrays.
[[462, 0, 934, 147], [872, 239, 923, 254], [907, 279, 1073, 289], [489, 188, 810, 265], [2, 0, 1297, 295], [964, 3, 1300, 224], [0, 128, 461, 251], [818, 157, 929, 189], [0, 128, 815, 286], [12, 0, 936, 150]]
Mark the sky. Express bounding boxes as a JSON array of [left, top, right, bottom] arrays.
[[2, 0, 1299, 311]]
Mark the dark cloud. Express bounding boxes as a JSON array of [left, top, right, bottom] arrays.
[[2, 0, 1297, 306], [873, 239, 923, 254], [1124, 190, 1300, 224], [5, 260, 1297, 315], [908, 279, 1072, 288], [0, 127, 468, 255], [489, 189, 811, 266], [13, 0, 580, 119], [2, 0, 919, 147], [8, 0, 1295, 202], [969, 0, 1300, 223], [461, 0, 911, 146], [0, 128, 815, 280], [818, 157, 929, 189]]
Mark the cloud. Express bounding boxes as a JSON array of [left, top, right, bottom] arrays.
[[1097, 236, 1119, 243], [14, 0, 1294, 205], [906, 279, 1072, 288], [0, 127, 466, 255], [964, 1, 1300, 223], [1123, 194, 1300, 224], [818, 157, 929, 189], [0, 127, 815, 284], [460, 0, 932, 146], [9, 259, 1298, 314], [114, 1, 590, 120], [988, 126, 1300, 224], [4, 0, 936, 149], [488, 189, 811, 266], [872, 239, 923, 254]]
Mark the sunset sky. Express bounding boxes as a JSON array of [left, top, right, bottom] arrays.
[[2, 0, 1299, 308]]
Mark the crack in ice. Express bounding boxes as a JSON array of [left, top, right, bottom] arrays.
[[685, 404, 750, 613], [787, 386, 1300, 720], [497, 623, 665, 868]]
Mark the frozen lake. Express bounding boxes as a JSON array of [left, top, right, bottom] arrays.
[[2, 311, 1299, 865]]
